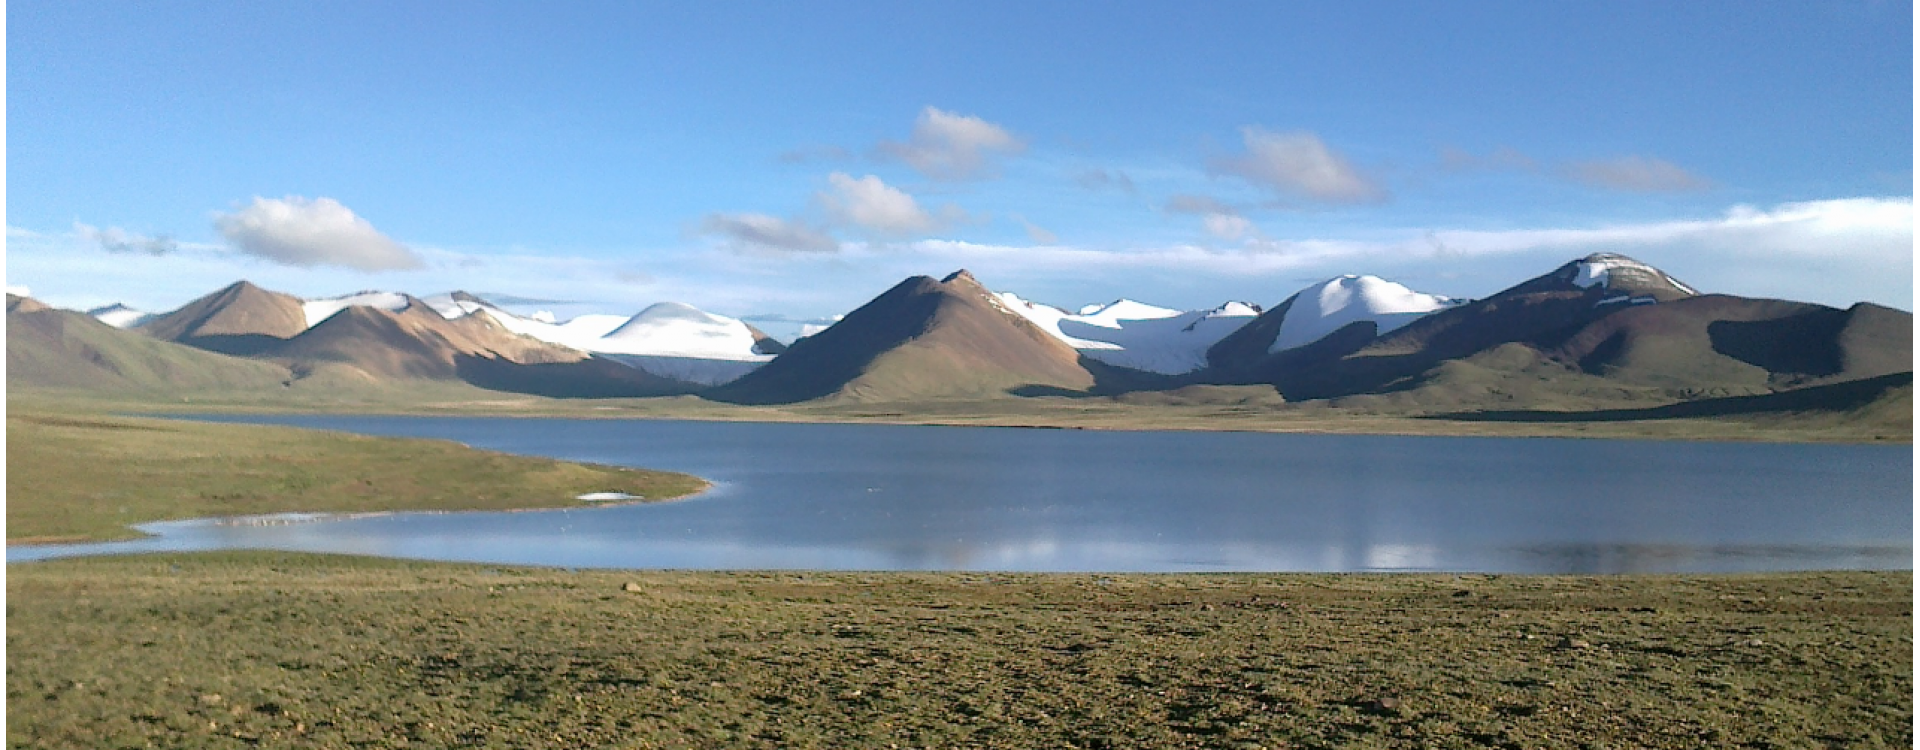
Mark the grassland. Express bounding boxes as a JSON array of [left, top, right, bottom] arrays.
[[6, 407, 708, 543], [14, 379, 1911, 445], [7, 553, 1909, 749]]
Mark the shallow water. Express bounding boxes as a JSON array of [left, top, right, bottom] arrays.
[[11, 416, 1911, 573]]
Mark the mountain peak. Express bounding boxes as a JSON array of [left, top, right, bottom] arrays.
[[1558, 253, 1697, 299], [942, 269, 982, 287]]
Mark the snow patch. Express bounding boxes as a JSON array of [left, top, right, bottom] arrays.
[[423, 292, 775, 384], [301, 291, 412, 329], [88, 303, 153, 329], [1569, 254, 1697, 295], [997, 292, 1259, 374], [577, 492, 641, 502], [1269, 275, 1460, 354]]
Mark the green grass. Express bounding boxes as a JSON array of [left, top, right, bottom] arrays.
[[7, 553, 1909, 749], [17, 383, 1910, 445], [5, 409, 708, 543]]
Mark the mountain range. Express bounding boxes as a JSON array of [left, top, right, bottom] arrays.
[[9, 253, 1911, 424]]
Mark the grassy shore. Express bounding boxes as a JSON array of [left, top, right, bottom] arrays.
[[6, 409, 708, 543], [7, 553, 1909, 749], [15, 385, 1911, 444]]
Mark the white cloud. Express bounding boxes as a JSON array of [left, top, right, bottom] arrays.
[[5, 285, 30, 297], [1562, 156, 1710, 192], [1209, 127, 1386, 204], [877, 107, 1026, 180], [817, 173, 939, 235], [1202, 213, 1254, 241], [699, 213, 840, 253], [73, 222, 179, 256], [213, 196, 421, 271]]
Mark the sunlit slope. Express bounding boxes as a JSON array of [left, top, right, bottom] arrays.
[[711, 270, 1095, 404], [7, 294, 292, 393]]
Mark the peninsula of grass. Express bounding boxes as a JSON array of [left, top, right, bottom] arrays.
[[6, 410, 708, 544], [7, 552, 1909, 749]]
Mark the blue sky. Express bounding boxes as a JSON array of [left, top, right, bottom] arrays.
[[7, 1, 1913, 334]]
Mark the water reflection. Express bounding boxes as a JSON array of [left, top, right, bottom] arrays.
[[9, 416, 1911, 574]]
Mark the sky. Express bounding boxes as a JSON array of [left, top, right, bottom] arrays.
[[6, 2, 1913, 338]]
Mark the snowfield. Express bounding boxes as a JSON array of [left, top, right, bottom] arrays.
[[1569, 254, 1697, 295], [996, 293, 1260, 375], [420, 292, 775, 384], [88, 303, 152, 329], [301, 291, 412, 329], [1269, 275, 1462, 354]]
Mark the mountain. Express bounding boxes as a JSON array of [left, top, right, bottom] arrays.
[[1206, 273, 1464, 386], [9, 294, 292, 392], [87, 303, 154, 329], [138, 280, 308, 355], [1210, 253, 1911, 407], [997, 294, 1260, 375], [709, 270, 1096, 404], [248, 299, 695, 397], [422, 292, 783, 386], [300, 291, 413, 328]]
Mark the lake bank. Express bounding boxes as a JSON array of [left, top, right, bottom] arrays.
[[14, 385, 1910, 444], [8, 551, 1909, 749], [5, 410, 709, 543]]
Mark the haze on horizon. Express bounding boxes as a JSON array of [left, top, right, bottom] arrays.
[[6, 2, 1913, 329]]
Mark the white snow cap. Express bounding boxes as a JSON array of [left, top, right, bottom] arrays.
[[1269, 275, 1461, 354], [996, 292, 1259, 375], [88, 303, 152, 329], [300, 291, 412, 329], [596, 302, 769, 360], [1568, 253, 1697, 295], [421, 292, 776, 384]]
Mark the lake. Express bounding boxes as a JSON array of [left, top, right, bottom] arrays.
[[9, 416, 1911, 573]]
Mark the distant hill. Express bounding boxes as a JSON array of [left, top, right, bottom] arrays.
[[8, 294, 293, 392], [1204, 253, 1911, 410], [252, 300, 695, 398], [139, 280, 309, 355], [710, 270, 1096, 404]]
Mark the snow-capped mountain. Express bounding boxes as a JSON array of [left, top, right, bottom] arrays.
[[1564, 253, 1698, 300], [300, 291, 413, 329], [87, 303, 153, 329], [995, 293, 1261, 375], [1268, 275, 1464, 353], [419, 292, 780, 385]]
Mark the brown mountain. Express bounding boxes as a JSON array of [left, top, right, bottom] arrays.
[[254, 300, 695, 397], [8, 294, 292, 392], [1205, 253, 1910, 406], [710, 270, 1095, 404], [139, 280, 309, 355]]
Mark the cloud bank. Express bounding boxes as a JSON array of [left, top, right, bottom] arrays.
[[213, 196, 421, 271]]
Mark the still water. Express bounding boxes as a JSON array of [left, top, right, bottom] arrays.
[[10, 416, 1911, 573]]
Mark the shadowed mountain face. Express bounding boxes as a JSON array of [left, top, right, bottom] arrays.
[[139, 280, 309, 355], [8, 294, 293, 392], [710, 270, 1095, 404]]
